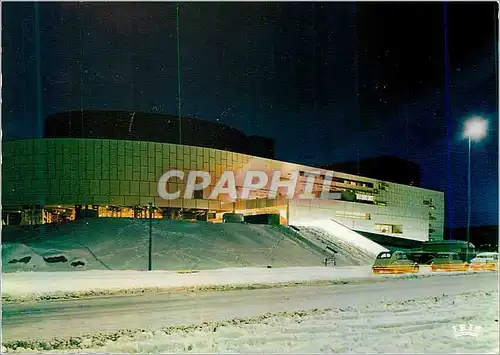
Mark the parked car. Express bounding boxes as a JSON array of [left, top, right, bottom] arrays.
[[430, 252, 468, 272], [469, 252, 499, 271], [422, 240, 476, 262], [372, 251, 419, 274]]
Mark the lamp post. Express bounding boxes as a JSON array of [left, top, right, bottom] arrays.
[[463, 116, 488, 262], [148, 202, 154, 271]]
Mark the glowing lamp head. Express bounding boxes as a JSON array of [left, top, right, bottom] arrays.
[[463, 117, 488, 141]]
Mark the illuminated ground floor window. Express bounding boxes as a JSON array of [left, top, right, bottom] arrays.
[[375, 223, 403, 234]]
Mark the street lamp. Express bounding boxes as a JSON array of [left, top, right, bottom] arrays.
[[463, 116, 488, 262], [148, 202, 154, 271]]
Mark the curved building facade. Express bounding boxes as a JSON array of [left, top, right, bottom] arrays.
[[2, 137, 444, 244]]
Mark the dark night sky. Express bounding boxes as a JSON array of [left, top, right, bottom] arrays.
[[2, 2, 498, 228]]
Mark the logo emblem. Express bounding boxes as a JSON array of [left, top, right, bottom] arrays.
[[452, 323, 482, 338]]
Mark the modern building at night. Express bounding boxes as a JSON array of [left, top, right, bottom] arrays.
[[2, 110, 444, 247]]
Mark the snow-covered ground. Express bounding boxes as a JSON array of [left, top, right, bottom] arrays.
[[59, 292, 500, 354], [289, 225, 381, 265], [86, 292, 500, 354], [3, 273, 498, 353], [0, 266, 374, 301], [2, 218, 380, 273], [2, 264, 478, 302], [292, 218, 388, 256], [5, 219, 496, 353]]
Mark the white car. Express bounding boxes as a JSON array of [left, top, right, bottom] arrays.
[[470, 252, 499, 271]]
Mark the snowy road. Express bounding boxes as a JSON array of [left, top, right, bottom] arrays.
[[3, 272, 497, 346]]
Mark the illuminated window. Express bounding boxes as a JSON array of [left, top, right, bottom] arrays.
[[355, 193, 374, 202], [375, 224, 392, 233], [336, 211, 371, 220], [330, 177, 374, 188], [375, 224, 403, 234]]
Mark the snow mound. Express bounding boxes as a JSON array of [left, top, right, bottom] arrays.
[[2, 219, 331, 272], [290, 226, 380, 265], [292, 218, 388, 257]]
